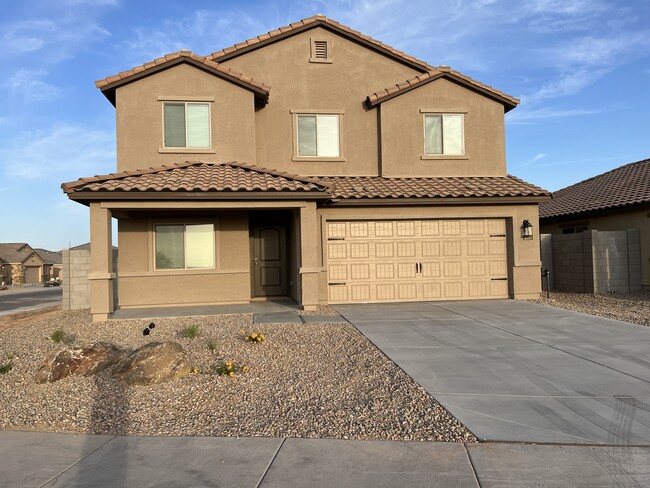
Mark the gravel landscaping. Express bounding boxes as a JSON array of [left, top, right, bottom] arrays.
[[530, 290, 650, 326], [0, 310, 475, 442]]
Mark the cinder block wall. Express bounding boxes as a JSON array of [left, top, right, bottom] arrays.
[[544, 229, 641, 293], [63, 248, 118, 310]]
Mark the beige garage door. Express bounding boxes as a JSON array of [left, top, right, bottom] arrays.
[[24, 266, 40, 284], [326, 219, 509, 303]]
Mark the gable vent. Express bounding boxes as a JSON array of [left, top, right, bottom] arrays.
[[310, 39, 332, 63], [314, 40, 328, 59]]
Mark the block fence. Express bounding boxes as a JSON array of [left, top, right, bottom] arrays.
[[541, 229, 641, 294]]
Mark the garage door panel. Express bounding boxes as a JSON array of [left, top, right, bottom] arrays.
[[326, 219, 509, 303]]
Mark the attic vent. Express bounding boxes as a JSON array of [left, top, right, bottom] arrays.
[[314, 41, 328, 58], [310, 39, 332, 63]]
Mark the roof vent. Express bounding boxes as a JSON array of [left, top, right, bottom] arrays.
[[310, 38, 332, 63]]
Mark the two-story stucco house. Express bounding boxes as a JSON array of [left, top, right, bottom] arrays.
[[62, 15, 550, 321]]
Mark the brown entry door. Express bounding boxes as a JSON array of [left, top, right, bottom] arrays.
[[252, 224, 288, 297]]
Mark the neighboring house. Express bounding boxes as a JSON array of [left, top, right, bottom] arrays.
[[61, 15, 550, 321], [34, 248, 63, 281], [0, 243, 47, 285], [540, 158, 650, 289]]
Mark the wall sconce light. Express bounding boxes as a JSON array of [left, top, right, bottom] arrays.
[[521, 219, 533, 240]]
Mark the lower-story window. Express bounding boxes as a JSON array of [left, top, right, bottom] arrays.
[[155, 223, 215, 270]]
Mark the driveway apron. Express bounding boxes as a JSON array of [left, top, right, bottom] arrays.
[[335, 300, 650, 445]]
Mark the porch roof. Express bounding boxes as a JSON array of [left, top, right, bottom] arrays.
[[61, 160, 550, 203], [62, 161, 331, 199]]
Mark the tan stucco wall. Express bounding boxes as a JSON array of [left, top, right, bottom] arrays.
[[541, 206, 650, 288], [221, 26, 422, 176], [117, 210, 251, 308], [115, 63, 257, 171], [380, 78, 506, 177], [316, 203, 542, 302]]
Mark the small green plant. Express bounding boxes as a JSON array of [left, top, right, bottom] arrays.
[[214, 361, 248, 377], [241, 329, 266, 344], [0, 353, 14, 374], [51, 330, 67, 343], [181, 324, 201, 339], [207, 338, 219, 353]]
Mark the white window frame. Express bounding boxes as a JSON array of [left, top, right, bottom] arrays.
[[153, 223, 216, 271], [291, 109, 345, 161], [422, 112, 465, 156], [162, 101, 212, 149]]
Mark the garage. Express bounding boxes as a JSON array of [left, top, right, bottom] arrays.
[[24, 266, 41, 284], [326, 219, 509, 303]]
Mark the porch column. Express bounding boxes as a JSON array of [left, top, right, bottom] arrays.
[[88, 202, 115, 321], [299, 201, 319, 311]]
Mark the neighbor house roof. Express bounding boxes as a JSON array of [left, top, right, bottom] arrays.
[[365, 66, 520, 112], [34, 249, 62, 265], [61, 161, 331, 197], [95, 50, 271, 106], [324, 175, 549, 200], [0, 243, 40, 264], [207, 15, 433, 71], [539, 158, 650, 220], [62, 161, 549, 202]]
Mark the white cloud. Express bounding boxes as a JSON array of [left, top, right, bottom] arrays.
[[120, 10, 273, 66], [5, 69, 61, 102], [507, 106, 609, 123], [0, 5, 113, 63], [1, 124, 115, 181], [522, 153, 547, 165]]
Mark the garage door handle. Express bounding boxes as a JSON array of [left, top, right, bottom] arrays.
[[329, 282, 347, 286], [491, 278, 507, 281]]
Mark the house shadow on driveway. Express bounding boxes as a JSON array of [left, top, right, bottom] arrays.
[[335, 299, 650, 446]]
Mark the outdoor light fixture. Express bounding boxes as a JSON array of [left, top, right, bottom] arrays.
[[521, 219, 534, 240]]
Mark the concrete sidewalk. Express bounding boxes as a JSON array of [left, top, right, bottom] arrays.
[[1, 431, 648, 487]]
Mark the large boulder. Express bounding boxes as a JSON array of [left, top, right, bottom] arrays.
[[114, 342, 191, 386], [35, 342, 124, 384]]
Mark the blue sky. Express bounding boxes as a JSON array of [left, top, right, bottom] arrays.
[[1, 0, 649, 250]]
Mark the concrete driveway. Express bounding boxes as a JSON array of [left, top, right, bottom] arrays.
[[335, 300, 650, 445]]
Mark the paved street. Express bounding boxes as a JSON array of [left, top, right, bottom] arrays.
[[0, 286, 62, 315]]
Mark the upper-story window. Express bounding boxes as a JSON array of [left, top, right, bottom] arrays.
[[297, 114, 340, 157], [163, 102, 210, 148], [423, 113, 464, 156]]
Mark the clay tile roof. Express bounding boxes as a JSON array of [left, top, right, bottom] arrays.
[[323, 175, 549, 200], [61, 161, 331, 195], [95, 51, 270, 103], [366, 68, 520, 111], [539, 158, 650, 219], [207, 15, 433, 71]]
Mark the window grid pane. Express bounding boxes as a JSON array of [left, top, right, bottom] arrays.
[[442, 114, 463, 155], [316, 115, 339, 157], [164, 104, 186, 147], [424, 115, 442, 154], [185, 224, 214, 268], [298, 115, 317, 156], [155, 225, 185, 269], [186, 103, 210, 148]]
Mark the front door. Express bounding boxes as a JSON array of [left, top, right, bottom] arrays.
[[252, 224, 288, 297]]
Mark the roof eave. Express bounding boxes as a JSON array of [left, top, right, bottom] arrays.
[[210, 19, 432, 72], [97, 57, 270, 107], [65, 190, 332, 204], [366, 72, 519, 112], [327, 195, 551, 206]]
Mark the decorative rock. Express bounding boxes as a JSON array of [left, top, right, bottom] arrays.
[[35, 342, 124, 384], [114, 342, 191, 386]]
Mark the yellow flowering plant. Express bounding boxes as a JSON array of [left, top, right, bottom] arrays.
[[241, 329, 266, 344], [214, 361, 248, 376]]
